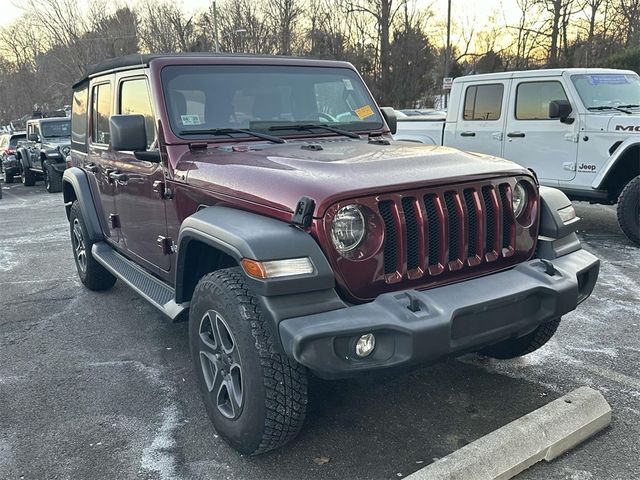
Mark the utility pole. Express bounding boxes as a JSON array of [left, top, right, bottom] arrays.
[[444, 0, 451, 108], [213, 1, 220, 53]]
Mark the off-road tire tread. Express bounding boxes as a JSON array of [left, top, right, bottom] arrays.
[[481, 318, 561, 359], [22, 165, 36, 186], [45, 162, 63, 193], [194, 268, 307, 455], [617, 176, 639, 245], [69, 201, 117, 291]]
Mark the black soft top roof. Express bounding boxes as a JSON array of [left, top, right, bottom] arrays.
[[72, 53, 349, 89]]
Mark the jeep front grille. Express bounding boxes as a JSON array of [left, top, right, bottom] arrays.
[[379, 181, 517, 282]]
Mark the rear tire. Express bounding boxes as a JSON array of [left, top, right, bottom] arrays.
[[69, 201, 116, 291], [189, 267, 308, 455], [45, 161, 62, 193], [617, 176, 639, 245], [481, 318, 561, 359]]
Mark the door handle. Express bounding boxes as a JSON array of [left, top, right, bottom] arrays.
[[85, 163, 98, 173], [507, 132, 526, 138], [108, 171, 129, 182], [460, 131, 476, 137]]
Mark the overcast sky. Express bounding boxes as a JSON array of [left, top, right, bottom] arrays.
[[4, 0, 523, 45]]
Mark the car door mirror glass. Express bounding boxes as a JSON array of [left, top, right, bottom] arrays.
[[109, 114, 147, 152], [28, 133, 38, 142], [380, 107, 397, 135]]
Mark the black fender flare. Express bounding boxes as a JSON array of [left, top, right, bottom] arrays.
[[175, 206, 336, 301], [16, 147, 31, 169], [536, 186, 582, 260], [62, 167, 103, 242]]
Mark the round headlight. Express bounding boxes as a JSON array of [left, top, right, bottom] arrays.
[[330, 205, 366, 253], [512, 181, 528, 218]]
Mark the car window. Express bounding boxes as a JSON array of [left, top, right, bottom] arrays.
[[161, 65, 384, 138], [0, 135, 6, 148], [72, 87, 89, 151], [41, 121, 71, 138], [120, 78, 156, 148], [92, 83, 112, 145], [515, 81, 568, 120], [463, 84, 504, 121], [9, 135, 25, 147]]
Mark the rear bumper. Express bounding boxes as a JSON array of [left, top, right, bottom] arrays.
[[279, 249, 599, 376]]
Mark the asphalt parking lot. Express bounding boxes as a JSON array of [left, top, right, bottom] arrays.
[[1, 180, 638, 480]]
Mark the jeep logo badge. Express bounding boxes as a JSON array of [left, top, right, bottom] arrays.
[[615, 125, 640, 132]]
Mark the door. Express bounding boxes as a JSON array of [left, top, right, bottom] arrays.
[[449, 81, 507, 157], [502, 80, 578, 182], [111, 76, 170, 272], [86, 79, 120, 243]]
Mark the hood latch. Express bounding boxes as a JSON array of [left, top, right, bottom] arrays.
[[291, 196, 315, 228]]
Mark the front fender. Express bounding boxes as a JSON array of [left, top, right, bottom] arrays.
[[62, 167, 103, 241], [592, 137, 640, 189], [176, 206, 336, 298]]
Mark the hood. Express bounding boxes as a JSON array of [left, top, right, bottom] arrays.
[[42, 137, 71, 148], [180, 139, 531, 216], [606, 114, 640, 134]]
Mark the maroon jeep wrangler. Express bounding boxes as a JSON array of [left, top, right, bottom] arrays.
[[63, 54, 599, 455]]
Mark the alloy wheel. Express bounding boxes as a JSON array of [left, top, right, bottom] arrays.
[[72, 218, 87, 274], [198, 310, 244, 420]]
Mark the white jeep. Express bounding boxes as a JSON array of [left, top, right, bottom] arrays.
[[395, 68, 640, 244]]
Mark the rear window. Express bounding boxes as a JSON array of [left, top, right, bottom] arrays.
[[463, 84, 504, 121], [10, 134, 25, 146]]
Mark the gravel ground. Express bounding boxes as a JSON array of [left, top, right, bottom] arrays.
[[0, 180, 638, 480]]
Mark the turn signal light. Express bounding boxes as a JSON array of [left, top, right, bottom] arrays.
[[241, 257, 315, 279]]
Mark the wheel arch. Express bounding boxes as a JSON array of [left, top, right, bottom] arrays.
[[62, 167, 103, 241], [175, 206, 336, 304], [592, 140, 640, 200]]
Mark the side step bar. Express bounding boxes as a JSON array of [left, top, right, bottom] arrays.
[[92, 242, 187, 321]]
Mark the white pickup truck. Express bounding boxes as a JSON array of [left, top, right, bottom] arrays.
[[395, 68, 640, 245]]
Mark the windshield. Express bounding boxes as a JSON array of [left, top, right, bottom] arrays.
[[41, 120, 71, 138], [161, 65, 383, 138], [571, 74, 640, 109]]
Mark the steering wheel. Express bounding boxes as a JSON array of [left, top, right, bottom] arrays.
[[316, 112, 337, 123]]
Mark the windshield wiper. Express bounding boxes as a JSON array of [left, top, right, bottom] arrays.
[[179, 128, 285, 144], [616, 104, 640, 109], [268, 123, 361, 139], [587, 106, 632, 114]]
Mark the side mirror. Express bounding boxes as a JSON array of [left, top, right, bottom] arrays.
[[28, 133, 38, 142], [109, 115, 147, 152], [380, 107, 397, 135], [549, 100, 573, 123]]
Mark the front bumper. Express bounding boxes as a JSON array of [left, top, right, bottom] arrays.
[[279, 249, 599, 376]]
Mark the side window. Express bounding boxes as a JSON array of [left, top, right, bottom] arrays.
[[71, 87, 88, 152], [463, 84, 504, 121], [120, 78, 156, 148], [515, 81, 568, 120], [0, 136, 6, 149], [91, 83, 112, 145]]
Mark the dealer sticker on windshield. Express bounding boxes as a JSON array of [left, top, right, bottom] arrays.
[[587, 74, 630, 85], [181, 114, 202, 125], [355, 105, 375, 120]]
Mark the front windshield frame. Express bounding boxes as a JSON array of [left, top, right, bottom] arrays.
[[570, 73, 640, 110], [160, 64, 384, 141], [41, 120, 71, 138]]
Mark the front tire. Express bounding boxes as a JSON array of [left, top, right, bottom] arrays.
[[44, 161, 62, 193], [617, 176, 639, 245], [69, 201, 116, 291], [481, 318, 561, 359], [5, 173, 14, 184], [189, 268, 307, 455], [21, 161, 36, 186]]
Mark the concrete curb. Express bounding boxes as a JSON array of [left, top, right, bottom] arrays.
[[404, 386, 611, 480]]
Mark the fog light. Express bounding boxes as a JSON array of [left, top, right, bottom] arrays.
[[355, 333, 376, 358]]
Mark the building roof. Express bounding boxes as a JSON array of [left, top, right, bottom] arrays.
[[72, 53, 351, 88]]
